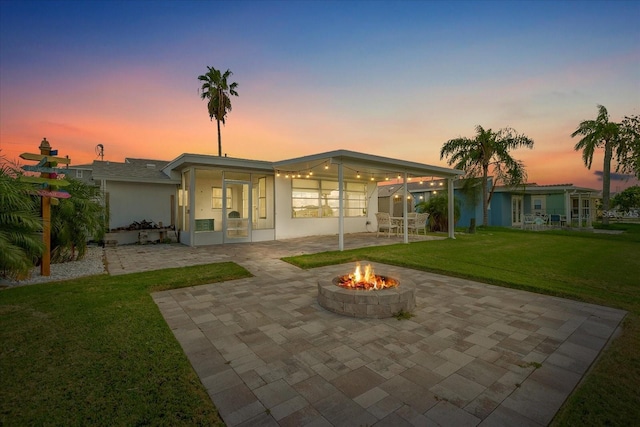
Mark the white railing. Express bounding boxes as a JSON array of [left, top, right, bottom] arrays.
[[603, 209, 640, 219]]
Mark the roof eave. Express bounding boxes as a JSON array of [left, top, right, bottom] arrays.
[[275, 149, 464, 179]]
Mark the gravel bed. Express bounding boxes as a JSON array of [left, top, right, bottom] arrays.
[[1, 246, 106, 288]]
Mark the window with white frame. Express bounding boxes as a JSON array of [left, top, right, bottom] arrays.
[[532, 196, 546, 215], [344, 181, 367, 216], [258, 177, 266, 219], [178, 189, 188, 207], [291, 179, 367, 218], [212, 187, 232, 209]]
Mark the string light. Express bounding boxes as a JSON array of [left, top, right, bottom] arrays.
[[275, 162, 442, 185]]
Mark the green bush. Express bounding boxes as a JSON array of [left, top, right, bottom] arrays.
[[611, 185, 640, 212], [51, 178, 105, 262], [415, 193, 460, 232], [0, 157, 44, 279]]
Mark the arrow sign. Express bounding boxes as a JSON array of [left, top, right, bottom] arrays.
[[22, 165, 68, 174], [19, 176, 70, 186], [37, 189, 71, 199], [20, 152, 71, 164]]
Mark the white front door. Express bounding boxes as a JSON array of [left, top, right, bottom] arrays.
[[223, 180, 251, 243], [512, 195, 523, 226]]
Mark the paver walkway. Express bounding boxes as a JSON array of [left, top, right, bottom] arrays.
[[106, 234, 626, 426]]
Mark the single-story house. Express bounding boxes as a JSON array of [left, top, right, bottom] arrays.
[[69, 158, 178, 239], [69, 150, 464, 250], [485, 183, 599, 228], [406, 179, 599, 228]]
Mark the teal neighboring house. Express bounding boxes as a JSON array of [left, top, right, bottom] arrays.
[[486, 183, 599, 228], [406, 180, 600, 228]]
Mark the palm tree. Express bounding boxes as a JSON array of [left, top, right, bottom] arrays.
[[441, 125, 534, 226], [51, 178, 105, 262], [198, 66, 239, 156], [571, 105, 621, 225], [0, 156, 44, 279]]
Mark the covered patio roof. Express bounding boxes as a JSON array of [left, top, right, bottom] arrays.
[[274, 149, 463, 182], [276, 150, 465, 250]]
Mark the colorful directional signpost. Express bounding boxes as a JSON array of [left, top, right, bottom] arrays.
[[20, 138, 71, 276]]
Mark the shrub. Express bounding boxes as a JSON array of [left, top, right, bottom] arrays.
[[0, 157, 44, 279], [415, 193, 460, 232]]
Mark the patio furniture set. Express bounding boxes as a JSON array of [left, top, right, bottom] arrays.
[[375, 212, 430, 237], [522, 213, 568, 230]]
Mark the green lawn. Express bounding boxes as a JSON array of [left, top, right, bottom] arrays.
[[1, 226, 638, 425], [0, 262, 251, 426], [284, 225, 640, 426]]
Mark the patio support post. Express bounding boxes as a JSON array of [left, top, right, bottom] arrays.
[[338, 163, 344, 251], [587, 193, 593, 228], [403, 172, 408, 244], [565, 190, 570, 228], [448, 178, 455, 239], [578, 193, 583, 227], [188, 167, 196, 246]]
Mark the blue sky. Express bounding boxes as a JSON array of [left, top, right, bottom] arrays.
[[1, 0, 638, 189]]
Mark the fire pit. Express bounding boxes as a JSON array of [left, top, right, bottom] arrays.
[[317, 263, 416, 318]]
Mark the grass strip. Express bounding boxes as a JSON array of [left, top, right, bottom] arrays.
[[0, 262, 251, 426]]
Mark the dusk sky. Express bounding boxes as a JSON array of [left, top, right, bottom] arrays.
[[1, 0, 638, 190]]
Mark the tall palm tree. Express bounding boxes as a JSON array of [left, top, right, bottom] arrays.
[[441, 125, 534, 226], [571, 105, 621, 225], [198, 66, 239, 156]]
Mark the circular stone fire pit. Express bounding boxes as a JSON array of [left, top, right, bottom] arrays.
[[317, 274, 416, 319]]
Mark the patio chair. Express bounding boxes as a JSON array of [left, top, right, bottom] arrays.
[[417, 212, 430, 234], [408, 212, 429, 235], [375, 212, 399, 237], [522, 214, 536, 230]]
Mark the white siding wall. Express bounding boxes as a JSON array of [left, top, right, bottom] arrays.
[[107, 181, 176, 229], [274, 178, 378, 239]]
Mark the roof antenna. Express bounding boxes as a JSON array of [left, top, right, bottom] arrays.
[[95, 144, 104, 161]]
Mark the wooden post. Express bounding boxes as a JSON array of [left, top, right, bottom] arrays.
[[39, 138, 52, 276]]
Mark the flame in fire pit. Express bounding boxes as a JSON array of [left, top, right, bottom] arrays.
[[336, 263, 399, 290]]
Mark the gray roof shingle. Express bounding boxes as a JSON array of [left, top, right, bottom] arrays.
[[75, 158, 177, 184]]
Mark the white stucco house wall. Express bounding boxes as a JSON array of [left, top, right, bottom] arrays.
[[70, 150, 463, 250], [70, 158, 179, 231]]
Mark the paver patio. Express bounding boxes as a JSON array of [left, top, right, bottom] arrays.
[[106, 234, 626, 426]]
